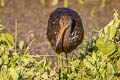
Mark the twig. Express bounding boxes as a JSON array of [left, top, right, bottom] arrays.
[[15, 19, 18, 53]]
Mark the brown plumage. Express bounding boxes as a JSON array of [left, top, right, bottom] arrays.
[[47, 8, 84, 54], [47, 8, 84, 77], [47, 7, 84, 79], [47, 8, 84, 76]]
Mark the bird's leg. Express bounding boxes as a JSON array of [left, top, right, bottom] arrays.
[[57, 53, 61, 71], [65, 53, 69, 73], [58, 53, 61, 80], [58, 54, 59, 71]]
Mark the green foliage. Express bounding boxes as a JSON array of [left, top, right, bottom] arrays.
[[80, 10, 120, 79], [0, 0, 5, 7], [101, 0, 106, 8], [0, 24, 57, 80], [64, 0, 68, 7], [96, 38, 116, 55], [91, 6, 96, 16], [78, 0, 85, 4], [0, 10, 120, 80], [0, 41, 57, 80], [0, 0, 107, 8], [40, 0, 45, 5], [0, 24, 5, 31]]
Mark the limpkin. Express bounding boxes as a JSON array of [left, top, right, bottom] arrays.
[[47, 7, 84, 73]]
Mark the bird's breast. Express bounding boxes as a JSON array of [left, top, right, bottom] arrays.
[[62, 27, 79, 53]]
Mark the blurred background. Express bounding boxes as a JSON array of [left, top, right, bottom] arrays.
[[0, 0, 120, 57]]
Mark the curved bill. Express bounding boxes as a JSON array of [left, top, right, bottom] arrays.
[[55, 26, 66, 50]]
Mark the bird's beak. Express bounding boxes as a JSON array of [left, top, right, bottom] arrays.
[[55, 26, 66, 50]]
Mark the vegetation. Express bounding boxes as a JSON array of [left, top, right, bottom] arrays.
[[40, 0, 106, 7], [0, 0, 106, 7], [0, 9, 120, 80]]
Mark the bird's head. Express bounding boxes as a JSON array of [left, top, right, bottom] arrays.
[[55, 16, 72, 50], [59, 16, 72, 29]]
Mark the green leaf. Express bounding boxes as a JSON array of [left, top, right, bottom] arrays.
[[5, 33, 15, 46], [71, 60, 80, 71], [104, 11, 120, 40], [0, 58, 3, 66], [90, 6, 96, 17], [64, 0, 68, 7], [107, 63, 115, 75], [63, 73, 68, 79], [0, 47, 5, 56], [96, 38, 116, 55], [41, 72, 48, 79], [78, 0, 84, 4], [86, 56, 95, 65], [40, 0, 45, 5], [113, 10, 119, 19], [2, 55, 9, 64], [19, 40, 24, 50], [0, 0, 5, 7], [104, 20, 119, 40], [25, 68, 34, 75], [96, 38, 105, 50], [101, 0, 106, 8], [92, 51, 97, 61], [1, 34, 6, 42], [0, 24, 5, 31], [109, 25, 117, 40], [9, 68, 18, 80], [83, 59, 95, 70]]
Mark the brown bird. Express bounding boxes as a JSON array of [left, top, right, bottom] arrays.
[[47, 7, 84, 74]]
